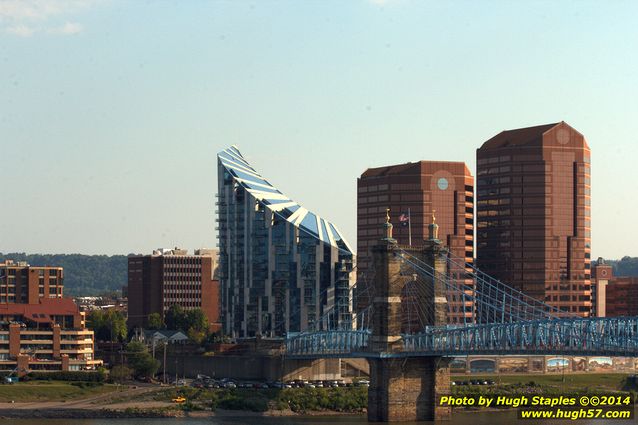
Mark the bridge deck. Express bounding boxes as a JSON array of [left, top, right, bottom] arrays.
[[284, 317, 638, 358]]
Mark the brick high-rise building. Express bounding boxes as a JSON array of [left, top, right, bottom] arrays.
[[0, 260, 64, 304], [476, 122, 591, 316], [357, 161, 474, 325], [127, 248, 220, 331]]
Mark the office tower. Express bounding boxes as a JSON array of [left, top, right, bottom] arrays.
[[127, 248, 221, 331], [0, 260, 64, 304], [476, 122, 591, 316], [217, 146, 355, 338], [357, 161, 474, 325]]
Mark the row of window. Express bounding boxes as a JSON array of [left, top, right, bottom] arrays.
[[358, 184, 390, 193]]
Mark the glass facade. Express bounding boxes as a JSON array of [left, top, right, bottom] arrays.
[[217, 146, 355, 338]]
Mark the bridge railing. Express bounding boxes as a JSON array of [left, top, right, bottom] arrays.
[[285, 317, 638, 357], [402, 317, 638, 356], [284, 330, 370, 356]]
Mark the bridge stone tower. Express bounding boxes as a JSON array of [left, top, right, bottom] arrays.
[[367, 212, 451, 422]]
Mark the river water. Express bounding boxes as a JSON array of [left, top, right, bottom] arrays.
[[1, 410, 636, 425]]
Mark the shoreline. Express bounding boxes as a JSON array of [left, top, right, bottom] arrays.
[[0, 406, 365, 419]]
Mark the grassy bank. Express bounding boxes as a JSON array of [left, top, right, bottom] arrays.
[[452, 373, 635, 392], [0, 381, 118, 402], [149, 386, 368, 413], [451, 373, 637, 408]]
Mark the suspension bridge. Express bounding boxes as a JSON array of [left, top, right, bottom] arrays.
[[282, 218, 638, 421]]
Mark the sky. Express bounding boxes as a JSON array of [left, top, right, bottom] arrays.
[[1, 0, 637, 259]]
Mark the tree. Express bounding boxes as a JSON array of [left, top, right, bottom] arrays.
[[110, 365, 133, 383], [87, 310, 127, 342], [163, 305, 210, 345], [126, 341, 160, 378], [147, 312, 164, 330], [187, 327, 206, 345], [0, 252, 128, 296], [186, 309, 209, 333], [164, 304, 187, 331]]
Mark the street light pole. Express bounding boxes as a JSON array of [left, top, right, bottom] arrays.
[[163, 342, 167, 384]]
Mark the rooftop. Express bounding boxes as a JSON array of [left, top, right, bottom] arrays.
[[478, 122, 561, 150], [0, 260, 62, 269], [218, 146, 354, 253], [0, 298, 81, 324], [361, 160, 472, 179]]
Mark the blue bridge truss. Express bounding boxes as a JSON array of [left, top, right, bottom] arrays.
[[284, 247, 638, 359], [285, 317, 638, 358]]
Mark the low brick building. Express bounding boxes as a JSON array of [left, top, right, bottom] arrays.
[[0, 298, 102, 372]]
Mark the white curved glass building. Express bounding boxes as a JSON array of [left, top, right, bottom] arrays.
[[217, 146, 355, 338]]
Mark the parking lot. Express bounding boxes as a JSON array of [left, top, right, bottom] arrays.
[[186, 376, 370, 390], [451, 379, 495, 386]]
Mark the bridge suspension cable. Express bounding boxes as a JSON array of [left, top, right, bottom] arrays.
[[397, 249, 569, 325], [442, 249, 578, 319]]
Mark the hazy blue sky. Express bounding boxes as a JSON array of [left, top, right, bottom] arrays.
[[1, 0, 637, 259]]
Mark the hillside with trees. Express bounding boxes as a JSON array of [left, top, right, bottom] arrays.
[[2, 253, 636, 296], [0, 252, 128, 296], [605, 256, 638, 277]]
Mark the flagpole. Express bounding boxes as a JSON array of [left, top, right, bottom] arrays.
[[408, 207, 412, 246]]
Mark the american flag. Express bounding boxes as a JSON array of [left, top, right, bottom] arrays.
[[399, 212, 410, 227]]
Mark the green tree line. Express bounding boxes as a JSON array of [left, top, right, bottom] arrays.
[[0, 252, 128, 296], [605, 256, 638, 277], [147, 305, 209, 344]]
